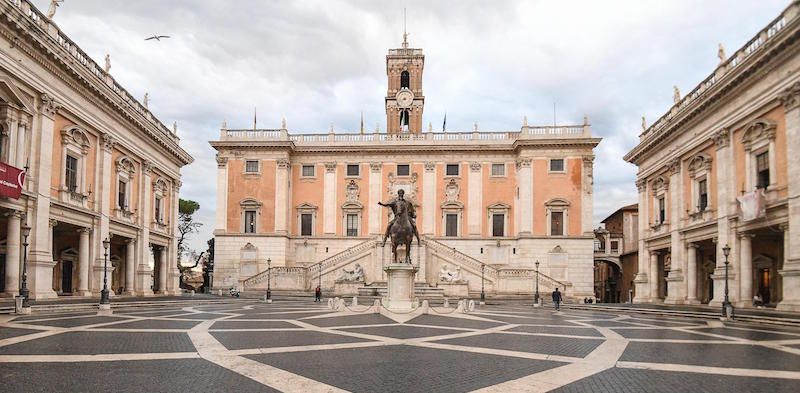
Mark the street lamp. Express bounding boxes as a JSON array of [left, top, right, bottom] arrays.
[[266, 258, 272, 303], [20, 223, 31, 309], [722, 244, 733, 319], [480, 262, 485, 304], [534, 260, 540, 307], [318, 262, 323, 298], [100, 238, 111, 305]]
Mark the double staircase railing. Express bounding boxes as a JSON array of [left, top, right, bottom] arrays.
[[424, 237, 498, 280]]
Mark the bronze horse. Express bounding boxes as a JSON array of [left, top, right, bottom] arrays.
[[379, 190, 420, 264]]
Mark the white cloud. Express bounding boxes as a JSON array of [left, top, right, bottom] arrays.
[[30, 0, 787, 250]]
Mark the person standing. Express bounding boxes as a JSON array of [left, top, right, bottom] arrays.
[[315, 285, 321, 302], [552, 288, 563, 311]]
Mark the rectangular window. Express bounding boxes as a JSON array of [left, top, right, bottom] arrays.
[[446, 164, 459, 176], [65, 155, 78, 192], [397, 164, 410, 176], [658, 197, 666, 224], [302, 165, 315, 177], [491, 163, 505, 176], [244, 210, 256, 233], [118, 179, 127, 209], [756, 152, 769, 189], [611, 240, 619, 253], [346, 164, 360, 177], [445, 214, 458, 237], [698, 179, 708, 211], [154, 197, 163, 223], [492, 214, 504, 237], [245, 160, 259, 173], [300, 213, 313, 236], [551, 211, 564, 236], [550, 159, 564, 172], [346, 214, 358, 236]]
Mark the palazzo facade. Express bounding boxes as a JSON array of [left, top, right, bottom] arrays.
[[0, 1, 193, 299], [624, 2, 800, 310], [211, 37, 600, 301]]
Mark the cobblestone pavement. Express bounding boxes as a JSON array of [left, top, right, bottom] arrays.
[[1, 299, 799, 392]]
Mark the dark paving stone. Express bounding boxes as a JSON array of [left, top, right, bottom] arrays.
[[211, 320, 298, 329], [165, 312, 227, 320], [11, 311, 97, 322], [247, 344, 563, 393], [611, 328, 729, 341], [552, 367, 798, 393], [18, 316, 125, 328], [230, 311, 331, 320], [92, 319, 202, 330], [472, 313, 581, 326], [566, 312, 620, 320], [305, 314, 395, 328], [211, 330, 371, 350], [620, 342, 800, 371], [0, 331, 195, 355], [407, 315, 504, 330], [436, 333, 604, 358], [118, 309, 190, 317], [508, 325, 604, 337], [340, 325, 461, 339], [694, 327, 800, 341], [582, 320, 649, 328], [625, 318, 701, 327], [0, 359, 277, 393], [0, 326, 41, 340], [724, 322, 800, 334]]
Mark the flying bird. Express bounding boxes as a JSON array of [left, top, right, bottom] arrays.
[[145, 35, 170, 41]]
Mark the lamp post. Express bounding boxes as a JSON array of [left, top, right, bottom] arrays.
[[534, 260, 540, 307], [100, 238, 110, 305], [480, 262, 485, 304], [19, 223, 31, 310], [722, 244, 733, 320], [318, 262, 323, 298], [266, 258, 272, 303]]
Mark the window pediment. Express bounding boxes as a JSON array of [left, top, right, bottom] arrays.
[[742, 119, 777, 148], [240, 198, 262, 208], [544, 198, 570, 207], [440, 200, 464, 209], [341, 200, 363, 210], [61, 125, 91, 153], [296, 202, 318, 211], [688, 153, 712, 176], [0, 77, 33, 114], [487, 202, 511, 212], [115, 156, 136, 175]]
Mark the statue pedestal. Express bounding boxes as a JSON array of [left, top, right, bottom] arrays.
[[438, 281, 469, 297], [383, 264, 418, 312], [333, 281, 363, 296]]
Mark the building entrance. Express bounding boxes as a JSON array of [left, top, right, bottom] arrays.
[[61, 260, 73, 293]]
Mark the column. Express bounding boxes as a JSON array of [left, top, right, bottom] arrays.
[[739, 234, 753, 307], [516, 159, 532, 234], [167, 182, 181, 295], [467, 162, 482, 236], [124, 238, 136, 295], [422, 162, 435, 235], [76, 227, 91, 296], [711, 128, 734, 307], [274, 159, 290, 233], [3, 211, 21, 296], [649, 250, 660, 301], [214, 155, 228, 233], [369, 162, 383, 235], [14, 121, 26, 168], [323, 162, 336, 235], [686, 243, 699, 304], [136, 161, 154, 296], [666, 159, 684, 304], [633, 179, 650, 303], [581, 156, 594, 235], [5, 115, 18, 167], [158, 247, 167, 294], [778, 83, 800, 311], [28, 94, 59, 299]]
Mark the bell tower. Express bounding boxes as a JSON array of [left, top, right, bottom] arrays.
[[386, 30, 424, 134]]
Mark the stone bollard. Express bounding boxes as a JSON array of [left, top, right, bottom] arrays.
[[352, 296, 358, 307], [218, 289, 223, 296], [456, 300, 465, 313], [373, 299, 381, 313], [421, 300, 430, 314], [327, 298, 335, 310], [190, 290, 195, 296], [443, 298, 450, 308], [467, 300, 475, 313]]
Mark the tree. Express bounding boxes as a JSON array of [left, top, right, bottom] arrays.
[[177, 198, 202, 265]]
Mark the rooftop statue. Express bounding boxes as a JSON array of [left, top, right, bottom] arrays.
[[379, 189, 420, 263]]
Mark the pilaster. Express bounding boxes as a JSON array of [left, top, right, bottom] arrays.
[[581, 155, 594, 235], [467, 162, 482, 236], [2, 210, 22, 296], [422, 162, 435, 235], [274, 159, 290, 234], [516, 159, 532, 235], [633, 178, 650, 303], [369, 162, 383, 235], [215, 154, 228, 233], [323, 162, 337, 235]]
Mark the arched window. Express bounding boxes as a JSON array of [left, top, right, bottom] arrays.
[[400, 71, 410, 89], [400, 110, 410, 132]]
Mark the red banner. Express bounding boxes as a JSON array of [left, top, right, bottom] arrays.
[[0, 162, 25, 199]]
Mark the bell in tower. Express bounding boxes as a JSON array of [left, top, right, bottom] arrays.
[[385, 29, 424, 134]]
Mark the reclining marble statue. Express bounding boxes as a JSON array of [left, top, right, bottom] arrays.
[[336, 263, 365, 282], [379, 189, 421, 264], [439, 264, 466, 283]]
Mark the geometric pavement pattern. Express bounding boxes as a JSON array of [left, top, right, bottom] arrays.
[[1, 299, 799, 392]]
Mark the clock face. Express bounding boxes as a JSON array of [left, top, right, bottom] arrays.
[[396, 90, 414, 108]]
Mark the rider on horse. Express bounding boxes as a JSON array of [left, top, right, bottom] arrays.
[[379, 189, 420, 247]]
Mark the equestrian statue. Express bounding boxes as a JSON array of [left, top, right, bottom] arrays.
[[378, 189, 421, 264]]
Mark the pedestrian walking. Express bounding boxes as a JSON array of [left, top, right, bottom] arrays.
[[552, 288, 562, 311], [315, 285, 321, 302]]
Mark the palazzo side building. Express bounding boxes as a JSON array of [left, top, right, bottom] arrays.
[[625, 1, 800, 310], [0, 1, 193, 299], [211, 36, 601, 301]]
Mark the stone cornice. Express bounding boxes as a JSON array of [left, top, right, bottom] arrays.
[[0, 1, 193, 167]]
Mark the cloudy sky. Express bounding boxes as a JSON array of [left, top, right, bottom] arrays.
[[31, 0, 787, 252]]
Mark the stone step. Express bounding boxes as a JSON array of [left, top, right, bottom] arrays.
[[357, 286, 444, 298]]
